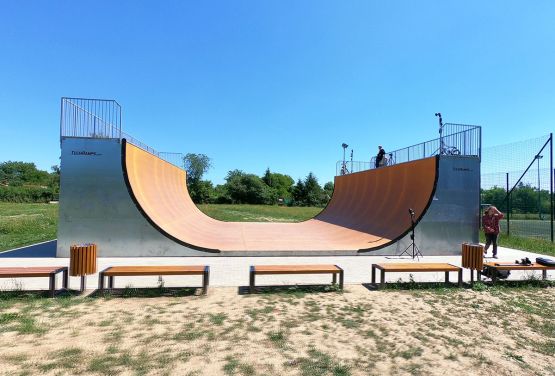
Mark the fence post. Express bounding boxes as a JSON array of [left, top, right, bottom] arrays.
[[506, 172, 510, 237], [551, 133, 553, 242]]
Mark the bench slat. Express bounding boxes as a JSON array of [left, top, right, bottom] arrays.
[[484, 262, 554, 271], [253, 265, 341, 274], [374, 263, 461, 272], [102, 265, 206, 276], [0, 267, 66, 278]]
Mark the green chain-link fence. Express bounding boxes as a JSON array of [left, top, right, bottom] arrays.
[[481, 134, 553, 241]]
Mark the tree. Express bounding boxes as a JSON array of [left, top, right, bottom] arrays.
[[511, 183, 538, 214], [323, 181, 334, 201], [262, 168, 272, 187], [214, 184, 232, 204], [261, 168, 294, 201], [224, 170, 276, 204], [189, 180, 215, 204], [0, 161, 52, 187], [50, 165, 61, 193], [0, 161, 58, 202], [183, 154, 212, 203], [480, 186, 507, 211], [303, 172, 324, 206], [183, 154, 212, 184], [292, 179, 305, 205]]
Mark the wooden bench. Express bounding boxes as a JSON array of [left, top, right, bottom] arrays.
[[0, 267, 68, 297], [249, 264, 344, 293], [371, 263, 462, 289], [98, 266, 209, 295], [483, 262, 555, 284]]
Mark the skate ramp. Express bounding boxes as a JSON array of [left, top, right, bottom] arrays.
[[123, 140, 438, 253]]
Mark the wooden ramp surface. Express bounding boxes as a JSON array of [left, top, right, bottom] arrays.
[[123, 141, 438, 253]]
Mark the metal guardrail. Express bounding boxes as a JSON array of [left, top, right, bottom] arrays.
[[60, 98, 185, 170], [60, 98, 122, 140], [159, 152, 186, 170], [336, 123, 481, 175]]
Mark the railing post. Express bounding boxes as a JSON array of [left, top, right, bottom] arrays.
[[550, 133, 553, 242], [59, 98, 64, 146], [506, 172, 510, 237], [479, 126, 482, 161]]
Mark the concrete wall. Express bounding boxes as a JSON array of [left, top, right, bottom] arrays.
[[370, 155, 480, 256], [57, 138, 209, 257], [57, 137, 479, 257]]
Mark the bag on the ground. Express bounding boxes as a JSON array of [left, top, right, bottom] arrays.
[[481, 266, 510, 280], [536, 257, 555, 267]]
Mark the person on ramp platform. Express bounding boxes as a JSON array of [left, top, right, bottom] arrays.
[[375, 145, 386, 168], [482, 206, 504, 258]]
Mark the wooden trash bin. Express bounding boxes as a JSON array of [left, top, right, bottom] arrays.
[[70, 243, 98, 292], [462, 242, 484, 284]]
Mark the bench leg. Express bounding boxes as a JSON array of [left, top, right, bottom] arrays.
[[339, 270, 344, 290], [99, 272, 105, 294], [380, 270, 385, 289], [445, 271, 450, 285], [203, 267, 210, 295], [249, 267, 255, 294], [62, 269, 69, 290], [49, 273, 56, 298], [109, 276, 114, 289], [543, 270, 547, 280], [492, 270, 498, 285], [458, 269, 463, 287], [371, 265, 376, 285], [332, 273, 337, 285]]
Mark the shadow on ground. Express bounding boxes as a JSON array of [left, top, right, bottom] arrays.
[[237, 284, 342, 296], [88, 287, 200, 298]]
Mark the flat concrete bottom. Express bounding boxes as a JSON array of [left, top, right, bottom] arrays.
[[0, 245, 552, 291]]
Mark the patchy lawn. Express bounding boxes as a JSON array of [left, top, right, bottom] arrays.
[[0, 203, 58, 252], [196, 204, 322, 222], [0, 283, 553, 375]]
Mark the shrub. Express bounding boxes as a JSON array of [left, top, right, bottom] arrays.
[[0, 186, 55, 203]]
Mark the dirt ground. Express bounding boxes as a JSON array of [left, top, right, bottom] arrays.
[[0, 284, 554, 376]]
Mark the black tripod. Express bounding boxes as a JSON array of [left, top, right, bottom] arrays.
[[398, 208, 423, 260]]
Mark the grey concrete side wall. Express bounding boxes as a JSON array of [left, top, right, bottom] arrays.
[[57, 138, 479, 257], [57, 138, 208, 257], [369, 155, 480, 256]]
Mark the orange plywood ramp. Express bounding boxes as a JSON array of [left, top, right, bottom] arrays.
[[123, 141, 438, 253]]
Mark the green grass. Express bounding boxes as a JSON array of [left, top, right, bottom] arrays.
[[499, 218, 553, 240], [3, 202, 555, 258], [196, 204, 322, 222], [290, 347, 351, 376], [480, 232, 555, 257], [0, 202, 58, 252]]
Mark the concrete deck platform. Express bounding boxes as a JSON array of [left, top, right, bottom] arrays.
[[0, 243, 552, 292]]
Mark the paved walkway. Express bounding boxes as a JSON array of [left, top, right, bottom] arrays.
[[0, 243, 552, 291]]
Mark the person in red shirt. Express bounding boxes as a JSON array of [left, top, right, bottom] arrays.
[[482, 206, 504, 258]]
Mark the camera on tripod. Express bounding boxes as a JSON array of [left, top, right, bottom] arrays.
[[399, 207, 422, 259]]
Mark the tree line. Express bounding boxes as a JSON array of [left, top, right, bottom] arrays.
[[0, 155, 334, 206], [184, 154, 333, 206], [9, 154, 550, 212], [0, 161, 60, 202], [481, 182, 552, 215]]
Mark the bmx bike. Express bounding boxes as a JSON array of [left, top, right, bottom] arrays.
[[340, 162, 350, 175]]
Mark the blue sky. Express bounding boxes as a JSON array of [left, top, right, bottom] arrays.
[[1, 1, 554, 185]]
